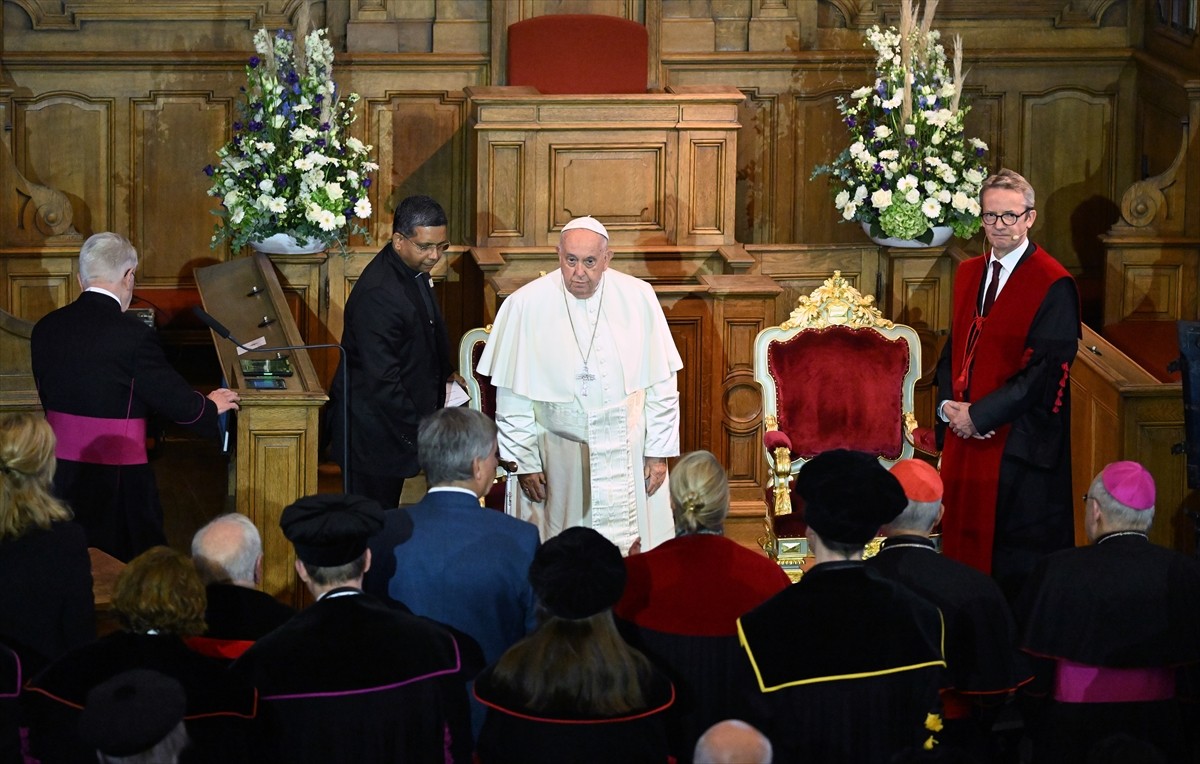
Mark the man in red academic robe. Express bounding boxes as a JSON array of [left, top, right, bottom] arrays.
[[935, 168, 1080, 601]]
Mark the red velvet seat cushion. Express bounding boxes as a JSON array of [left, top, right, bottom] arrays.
[[507, 14, 648, 94], [766, 325, 910, 460]]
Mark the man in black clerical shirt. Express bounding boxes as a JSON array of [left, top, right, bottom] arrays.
[[329, 196, 454, 508]]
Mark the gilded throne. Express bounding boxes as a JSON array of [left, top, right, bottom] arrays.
[[754, 272, 931, 578]]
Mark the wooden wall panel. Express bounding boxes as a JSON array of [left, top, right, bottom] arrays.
[[367, 91, 472, 244], [132, 93, 229, 283], [1, 255, 76, 322], [790, 89, 860, 245], [1021, 88, 1118, 274], [13, 94, 112, 236], [552, 142, 667, 230]]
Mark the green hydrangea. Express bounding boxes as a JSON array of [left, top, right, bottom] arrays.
[[879, 201, 929, 240]]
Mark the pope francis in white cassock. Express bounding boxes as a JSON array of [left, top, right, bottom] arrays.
[[476, 216, 683, 554]]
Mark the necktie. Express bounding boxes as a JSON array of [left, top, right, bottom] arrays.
[[980, 260, 1002, 316], [416, 273, 436, 325]]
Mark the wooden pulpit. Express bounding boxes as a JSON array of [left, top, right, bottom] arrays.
[[195, 253, 326, 607]]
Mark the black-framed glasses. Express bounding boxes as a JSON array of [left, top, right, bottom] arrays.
[[981, 208, 1032, 226], [397, 232, 451, 254], [1081, 493, 1092, 504]]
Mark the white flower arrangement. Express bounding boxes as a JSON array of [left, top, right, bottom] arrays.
[[206, 27, 378, 252], [813, 0, 989, 243]]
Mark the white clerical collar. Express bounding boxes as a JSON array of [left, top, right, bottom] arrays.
[[85, 286, 123, 306], [427, 486, 478, 498]]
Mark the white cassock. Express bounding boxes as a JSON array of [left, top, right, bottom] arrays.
[[476, 268, 683, 553]]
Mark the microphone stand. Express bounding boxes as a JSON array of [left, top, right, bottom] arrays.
[[193, 307, 350, 493]]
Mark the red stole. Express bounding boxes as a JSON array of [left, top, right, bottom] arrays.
[[941, 245, 1070, 573]]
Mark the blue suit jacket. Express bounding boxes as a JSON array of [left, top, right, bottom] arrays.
[[365, 490, 540, 667]]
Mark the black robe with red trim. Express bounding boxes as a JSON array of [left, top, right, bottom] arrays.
[[935, 242, 1079, 598], [736, 562, 947, 761], [185, 583, 297, 660], [23, 631, 256, 764], [31, 291, 219, 561], [866, 535, 1031, 755], [613, 533, 789, 762], [1015, 533, 1200, 763], [473, 661, 674, 764]]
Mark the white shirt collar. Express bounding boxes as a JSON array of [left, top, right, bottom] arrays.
[[85, 286, 123, 306], [989, 240, 1028, 272], [427, 486, 480, 498]]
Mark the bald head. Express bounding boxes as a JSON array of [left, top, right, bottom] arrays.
[[694, 719, 772, 764], [191, 513, 262, 587]]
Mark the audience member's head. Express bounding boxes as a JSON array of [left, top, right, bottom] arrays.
[[191, 513, 262, 587], [0, 412, 72, 542], [494, 527, 651, 715], [693, 719, 773, 764], [883, 459, 944, 536], [418, 407, 498, 495], [669, 450, 730, 536], [1085, 461, 1155, 542], [79, 669, 190, 764], [112, 547, 207, 638], [281, 493, 384, 595], [796, 450, 906, 559]]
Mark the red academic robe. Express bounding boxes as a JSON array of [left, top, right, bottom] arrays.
[[936, 243, 1078, 593]]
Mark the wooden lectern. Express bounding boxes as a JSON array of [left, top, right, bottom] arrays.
[[195, 253, 326, 607]]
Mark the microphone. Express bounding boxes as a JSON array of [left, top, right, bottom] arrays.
[[193, 307, 237, 343], [193, 306, 351, 493], [1012, 234, 1021, 241]]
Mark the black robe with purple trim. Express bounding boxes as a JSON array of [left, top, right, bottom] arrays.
[[1016, 533, 1200, 763], [473, 662, 674, 764], [736, 562, 948, 761], [231, 589, 474, 764], [613, 533, 789, 762], [31, 291, 219, 561]]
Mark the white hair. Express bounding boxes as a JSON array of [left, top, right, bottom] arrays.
[[191, 513, 261, 584], [78, 232, 137, 287]]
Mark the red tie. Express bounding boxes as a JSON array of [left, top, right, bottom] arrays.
[[981, 260, 1002, 316]]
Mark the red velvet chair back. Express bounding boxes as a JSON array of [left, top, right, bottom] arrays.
[[766, 325, 911, 460], [507, 14, 648, 94]]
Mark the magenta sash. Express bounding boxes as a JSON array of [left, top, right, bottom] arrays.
[[45, 411, 147, 466], [1054, 659, 1175, 703]]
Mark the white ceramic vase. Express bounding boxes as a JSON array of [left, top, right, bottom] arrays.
[[249, 232, 329, 255], [862, 222, 953, 249]]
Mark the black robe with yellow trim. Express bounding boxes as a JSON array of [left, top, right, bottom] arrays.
[[473, 662, 674, 764], [613, 533, 790, 763], [737, 561, 947, 761]]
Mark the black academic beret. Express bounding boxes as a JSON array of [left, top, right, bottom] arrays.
[[797, 449, 907, 546], [529, 527, 626, 620], [280, 493, 385, 567], [78, 669, 186, 757]]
